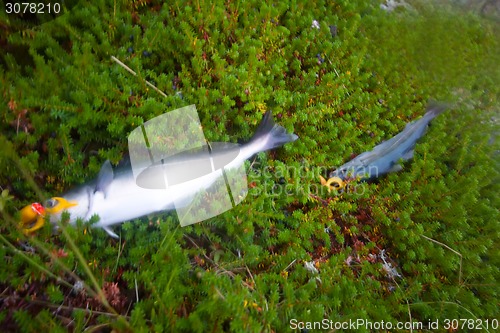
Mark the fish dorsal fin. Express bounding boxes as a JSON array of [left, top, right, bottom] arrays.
[[95, 160, 114, 197]]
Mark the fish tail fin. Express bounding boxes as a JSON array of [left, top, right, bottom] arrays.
[[249, 111, 298, 151], [425, 102, 448, 120]]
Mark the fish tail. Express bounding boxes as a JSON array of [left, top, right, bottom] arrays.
[[249, 111, 298, 151], [425, 102, 448, 120]]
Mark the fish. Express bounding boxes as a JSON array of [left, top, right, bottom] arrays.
[[323, 104, 447, 190], [19, 111, 298, 238]]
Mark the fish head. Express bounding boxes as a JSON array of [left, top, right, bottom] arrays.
[[333, 169, 345, 180], [44, 197, 79, 221], [330, 163, 375, 181], [329, 166, 351, 180], [19, 197, 79, 234]]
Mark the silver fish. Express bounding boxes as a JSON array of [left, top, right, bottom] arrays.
[[19, 111, 298, 238], [329, 104, 447, 183]]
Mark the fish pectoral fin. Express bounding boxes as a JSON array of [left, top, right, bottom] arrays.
[[402, 149, 414, 161], [388, 163, 403, 173], [102, 226, 119, 239], [95, 160, 114, 198], [83, 187, 94, 221]]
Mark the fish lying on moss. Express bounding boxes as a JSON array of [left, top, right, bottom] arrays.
[[322, 104, 448, 190], [19, 111, 298, 238]]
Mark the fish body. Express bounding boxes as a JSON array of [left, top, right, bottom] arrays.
[[22, 111, 297, 237], [329, 104, 447, 181]]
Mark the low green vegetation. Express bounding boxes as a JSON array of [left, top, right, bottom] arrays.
[[0, 0, 498, 331]]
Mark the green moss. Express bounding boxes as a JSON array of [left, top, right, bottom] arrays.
[[1, 0, 498, 331]]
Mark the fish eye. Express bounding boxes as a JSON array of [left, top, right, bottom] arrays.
[[44, 198, 59, 208]]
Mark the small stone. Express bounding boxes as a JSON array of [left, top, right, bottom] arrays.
[[329, 25, 338, 37], [316, 54, 325, 64]]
